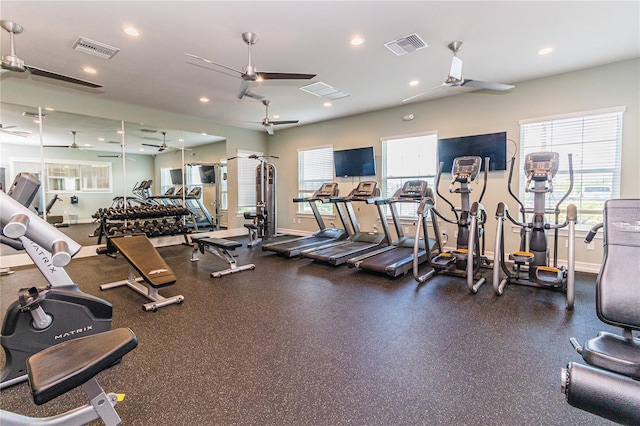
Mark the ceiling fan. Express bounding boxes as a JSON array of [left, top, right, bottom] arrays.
[[45, 131, 93, 149], [256, 100, 299, 135], [186, 32, 316, 100], [0, 20, 102, 88], [0, 123, 31, 137], [403, 41, 514, 103], [142, 131, 171, 152]]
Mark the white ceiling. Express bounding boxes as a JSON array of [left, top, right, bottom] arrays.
[[0, 1, 638, 152]]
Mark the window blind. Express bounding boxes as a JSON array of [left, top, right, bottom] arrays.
[[519, 107, 624, 225], [297, 146, 334, 214]]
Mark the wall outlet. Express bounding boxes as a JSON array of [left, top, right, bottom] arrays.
[[587, 242, 595, 251], [293, 218, 296, 224], [404, 227, 410, 234]]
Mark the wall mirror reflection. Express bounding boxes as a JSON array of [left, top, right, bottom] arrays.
[[0, 102, 226, 265]]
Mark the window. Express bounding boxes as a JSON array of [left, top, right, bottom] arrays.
[[519, 107, 624, 226], [237, 149, 262, 213], [12, 159, 112, 193], [297, 146, 334, 214], [381, 132, 438, 218]]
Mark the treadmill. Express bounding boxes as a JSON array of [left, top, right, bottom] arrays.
[[261, 182, 350, 257], [347, 180, 441, 277], [300, 181, 390, 266]]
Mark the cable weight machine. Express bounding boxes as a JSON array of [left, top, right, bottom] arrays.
[[229, 154, 278, 244]]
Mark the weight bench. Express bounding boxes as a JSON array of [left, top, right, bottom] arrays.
[[0, 328, 137, 426], [191, 235, 256, 278], [99, 234, 184, 311]]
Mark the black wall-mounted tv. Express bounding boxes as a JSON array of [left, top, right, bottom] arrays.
[[169, 168, 183, 185], [334, 146, 376, 178], [199, 165, 216, 184], [437, 131, 507, 173]]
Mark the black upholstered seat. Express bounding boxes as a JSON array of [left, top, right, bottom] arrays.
[[27, 328, 138, 405], [580, 199, 640, 377]]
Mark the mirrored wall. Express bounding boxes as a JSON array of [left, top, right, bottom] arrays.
[[0, 102, 226, 261]]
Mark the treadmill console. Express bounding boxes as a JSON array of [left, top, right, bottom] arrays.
[[350, 181, 379, 199], [452, 156, 482, 183], [315, 182, 339, 198], [398, 180, 429, 199], [525, 151, 559, 182]]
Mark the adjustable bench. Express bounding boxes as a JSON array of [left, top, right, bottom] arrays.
[[99, 234, 184, 311], [191, 235, 256, 278], [0, 328, 137, 426]]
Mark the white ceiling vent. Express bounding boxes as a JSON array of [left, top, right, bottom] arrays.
[[299, 82, 350, 100], [384, 33, 428, 56], [72, 37, 120, 59]]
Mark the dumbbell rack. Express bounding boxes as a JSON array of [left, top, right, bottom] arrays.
[[91, 205, 193, 245]]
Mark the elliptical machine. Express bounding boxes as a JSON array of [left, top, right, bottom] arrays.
[[413, 156, 490, 293], [1, 173, 112, 389], [492, 152, 577, 309]]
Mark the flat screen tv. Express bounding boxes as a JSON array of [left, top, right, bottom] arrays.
[[334, 146, 376, 177], [438, 131, 507, 172], [169, 168, 183, 185], [199, 165, 216, 184]]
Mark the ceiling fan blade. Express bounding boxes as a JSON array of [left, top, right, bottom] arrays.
[[449, 56, 463, 81], [184, 53, 242, 75], [141, 143, 161, 148], [26, 65, 102, 88], [236, 79, 251, 99], [257, 72, 316, 80], [402, 92, 428, 103], [0, 129, 31, 137], [270, 120, 299, 125], [402, 84, 447, 103], [461, 79, 514, 91], [265, 125, 274, 135]]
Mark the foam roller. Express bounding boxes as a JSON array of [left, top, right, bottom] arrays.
[[562, 362, 640, 425]]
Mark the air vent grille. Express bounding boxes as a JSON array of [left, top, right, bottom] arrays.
[[384, 33, 428, 56], [299, 82, 350, 100], [72, 37, 120, 59]]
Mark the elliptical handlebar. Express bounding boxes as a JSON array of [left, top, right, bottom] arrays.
[[435, 161, 460, 221], [506, 155, 527, 222], [477, 157, 490, 204]]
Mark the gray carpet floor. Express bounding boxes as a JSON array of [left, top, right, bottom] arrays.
[[0, 227, 621, 425]]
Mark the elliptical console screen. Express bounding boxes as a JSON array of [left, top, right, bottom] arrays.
[[452, 156, 482, 181]]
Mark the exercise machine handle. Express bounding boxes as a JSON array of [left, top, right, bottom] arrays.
[[477, 157, 490, 204], [435, 161, 459, 221], [585, 223, 603, 243], [0, 191, 81, 266]]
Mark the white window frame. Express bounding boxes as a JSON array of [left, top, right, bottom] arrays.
[[12, 158, 112, 193], [381, 132, 438, 219], [297, 145, 334, 215], [518, 107, 624, 227]]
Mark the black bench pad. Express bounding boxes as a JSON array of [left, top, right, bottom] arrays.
[[192, 236, 242, 250], [109, 235, 176, 288], [28, 328, 137, 406]]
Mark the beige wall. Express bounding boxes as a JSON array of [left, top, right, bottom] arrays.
[[2, 59, 637, 270], [267, 58, 640, 271]]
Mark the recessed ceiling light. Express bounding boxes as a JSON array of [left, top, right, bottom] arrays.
[[273, 115, 280, 119], [179, 138, 185, 142], [83, 144, 91, 147], [201, 132, 207, 136], [200, 97, 210, 103], [350, 36, 365, 46], [538, 47, 553, 55], [139, 148, 145, 152], [98, 137, 105, 141], [83, 66, 97, 74], [409, 80, 419, 86], [324, 102, 332, 107], [123, 27, 140, 37], [44, 107, 55, 111]]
